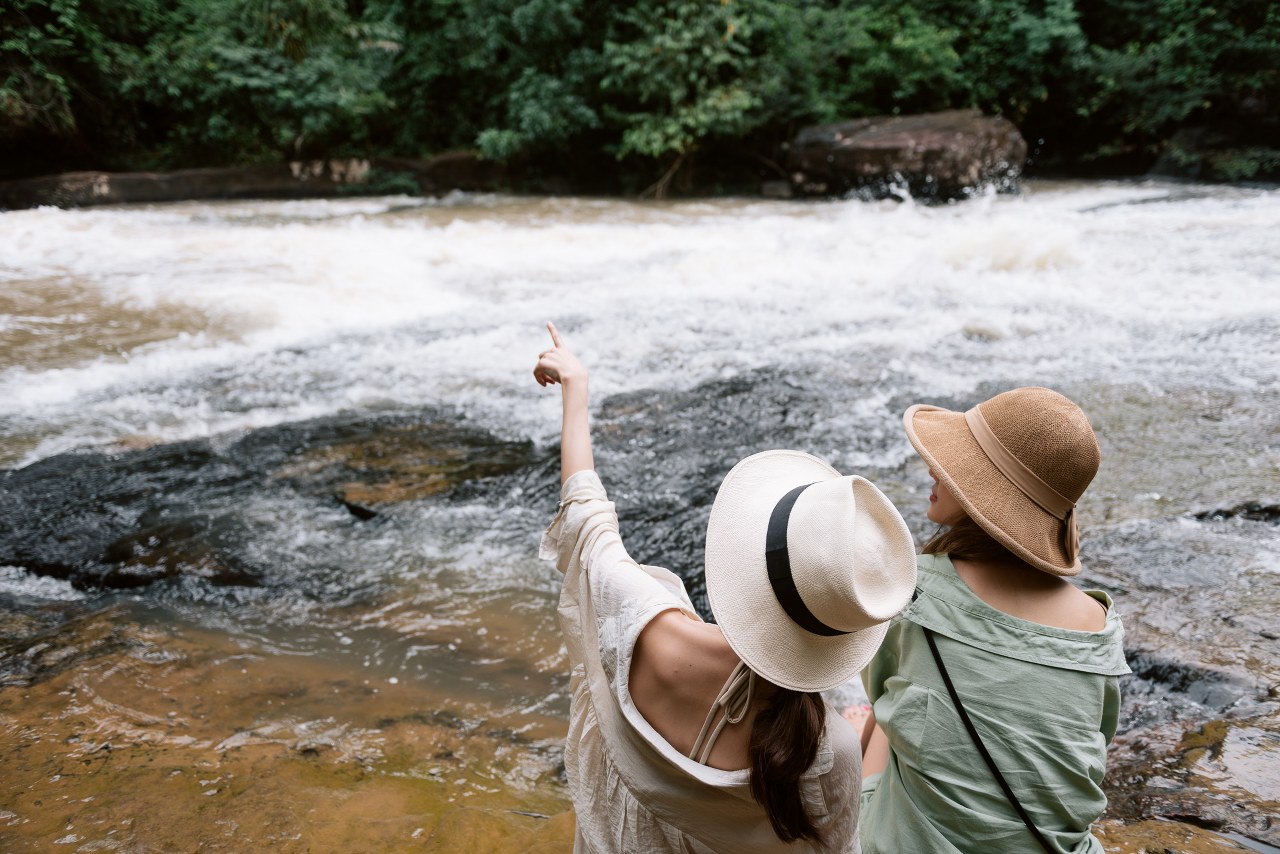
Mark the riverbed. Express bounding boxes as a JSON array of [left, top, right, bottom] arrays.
[[1, 181, 1277, 851]]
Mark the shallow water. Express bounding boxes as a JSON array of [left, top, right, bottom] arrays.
[[1, 180, 1278, 849]]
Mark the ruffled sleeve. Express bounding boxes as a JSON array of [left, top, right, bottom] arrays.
[[540, 469, 616, 571], [542, 469, 697, 686]]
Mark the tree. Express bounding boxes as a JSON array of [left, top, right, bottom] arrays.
[[137, 0, 397, 165]]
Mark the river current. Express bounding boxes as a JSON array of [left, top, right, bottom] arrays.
[[1, 181, 1277, 851]]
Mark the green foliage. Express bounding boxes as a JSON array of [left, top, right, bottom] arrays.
[[1, 0, 396, 173], [1202, 147, 1280, 182], [781, 2, 964, 121], [476, 66, 600, 161], [1, 0, 157, 150], [2, 0, 1276, 185], [0, 0, 80, 136], [1083, 0, 1280, 168], [136, 0, 397, 165], [600, 0, 759, 159], [385, 0, 601, 159]]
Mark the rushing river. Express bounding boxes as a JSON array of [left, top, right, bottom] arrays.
[[1, 181, 1278, 852]]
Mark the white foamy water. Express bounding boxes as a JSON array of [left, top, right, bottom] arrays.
[[1, 181, 1278, 467], [0, 566, 85, 601]]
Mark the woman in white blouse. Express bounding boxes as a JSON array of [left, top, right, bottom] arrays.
[[534, 323, 918, 853]]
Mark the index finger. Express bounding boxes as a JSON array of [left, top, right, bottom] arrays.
[[546, 321, 564, 349]]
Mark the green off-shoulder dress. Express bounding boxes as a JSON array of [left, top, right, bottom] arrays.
[[859, 553, 1130, 854]]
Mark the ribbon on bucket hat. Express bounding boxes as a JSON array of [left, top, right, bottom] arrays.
[[963, 405, 1080, 562]]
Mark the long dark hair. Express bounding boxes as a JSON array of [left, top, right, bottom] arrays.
[[748, 687, 826, 844], [922, 515, 1016, 563]]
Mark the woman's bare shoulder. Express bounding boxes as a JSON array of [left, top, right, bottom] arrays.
[[633, 610, 734, 690], [1055, 583, 1109, 632], [954, 558, 1108, 632]]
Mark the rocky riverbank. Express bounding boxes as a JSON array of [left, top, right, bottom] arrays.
[[2, 369, 1276, 852], [0, 110, 1027, 210]]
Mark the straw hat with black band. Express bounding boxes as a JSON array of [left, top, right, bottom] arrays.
[[705, 450, 918, 693], [903, 386, 1101, 577]]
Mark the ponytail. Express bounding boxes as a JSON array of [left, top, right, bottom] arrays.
[[748, 687, 826, 844]]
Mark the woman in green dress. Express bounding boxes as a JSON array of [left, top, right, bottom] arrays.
[[857, 387, 1129, 854]]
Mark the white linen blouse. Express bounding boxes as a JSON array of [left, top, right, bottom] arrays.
[[541, 470, 862, 853]]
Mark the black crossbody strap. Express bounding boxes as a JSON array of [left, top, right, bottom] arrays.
[[922, 626, 1056, 854]]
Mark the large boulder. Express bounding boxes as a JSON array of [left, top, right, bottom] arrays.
[[787, 109, 1027, 201]]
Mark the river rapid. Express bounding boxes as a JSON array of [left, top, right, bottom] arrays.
[[1, 181, 1277, 852]]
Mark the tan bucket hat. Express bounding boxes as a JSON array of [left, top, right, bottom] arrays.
[[903, 387, 1100, 576], [705, 450, 918, 693]]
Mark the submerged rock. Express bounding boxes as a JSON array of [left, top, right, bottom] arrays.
[[1193, 502, 1280, 524], [788, 109, 1027, 201], [262, 415, 536, 507], [1106, 712, 1280, 848], [0, 611, 573, 852], [1094, 818, 1263, 852]]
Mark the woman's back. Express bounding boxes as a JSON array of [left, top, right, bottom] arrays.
[[631, 609, 768, 772], [860, 554, 1128, 854]]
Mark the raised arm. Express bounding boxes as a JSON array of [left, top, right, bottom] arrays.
[[533, 322, 595, 484]]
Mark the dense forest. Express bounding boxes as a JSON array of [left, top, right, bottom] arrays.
[[2, 0, 1277, 191]]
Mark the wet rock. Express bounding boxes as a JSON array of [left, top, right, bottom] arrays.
[[100, 516, 263, 588], [0, 440, 244, 585], [341, 499, 380, 521], [1082, 514, 1280, 739], [0, 605, 140, 687], [0, 608, 59, 650], [1193, 503, 1280, 524], [1082, 382, 1280, 525], [1106, 712, 1280, 848], [1123, 651, 1256, 720], [0, 410, 536, 590], [1094, 818, 1260, 852], [261, 414, 536, 507], [788, 109, 1027, 201]]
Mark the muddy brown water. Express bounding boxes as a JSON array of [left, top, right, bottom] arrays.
[[2, 185, 1279, 851]]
